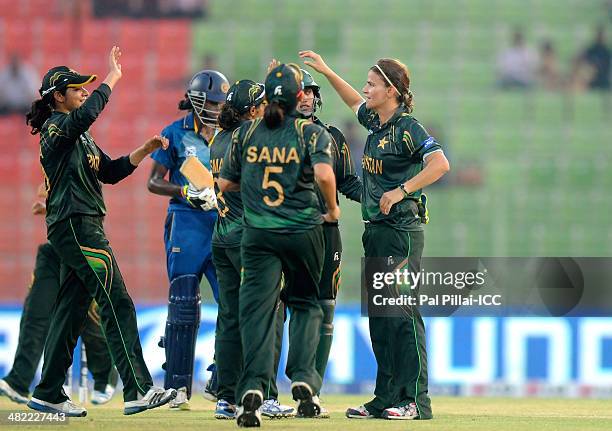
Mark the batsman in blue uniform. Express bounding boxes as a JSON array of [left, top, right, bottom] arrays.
[[147, 70, 230, 409]]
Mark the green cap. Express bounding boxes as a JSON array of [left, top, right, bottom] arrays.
[[264, 63, 303, 109], [225, 79, 265, 114], [40, 66, 96, 97]]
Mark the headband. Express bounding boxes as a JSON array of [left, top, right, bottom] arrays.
[[374, 64, 401, 96]]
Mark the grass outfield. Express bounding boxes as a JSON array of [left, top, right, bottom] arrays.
[[1, 395, 611, 430]]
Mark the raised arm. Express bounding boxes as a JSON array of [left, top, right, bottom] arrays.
[[62, 47, 123, 140], [299, 50, 364, 112]]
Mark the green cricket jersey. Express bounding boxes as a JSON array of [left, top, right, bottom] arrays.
[[40, 84, 136, 227], [210, 126, 244, 247], [220, 115, 333, 232], [311, 117, 362, 216], [357, 102, 443, 230]]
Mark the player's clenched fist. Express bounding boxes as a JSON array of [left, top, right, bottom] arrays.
[[182, 185, 217, 211]]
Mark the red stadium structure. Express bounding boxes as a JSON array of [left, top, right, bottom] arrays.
[[0, 2, 193, 303]]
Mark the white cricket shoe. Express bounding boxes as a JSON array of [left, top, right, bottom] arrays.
[[28, 397, 87, 417], [90, 384, 115, 405], [261, 398, 295, 418], [215, 399, 236, 419], [236, 390, 263, 427], [0, 379, 29, 404], [382, 402, 419, 420], [123, 386, 176, 415], [169, 386, 190, 410]]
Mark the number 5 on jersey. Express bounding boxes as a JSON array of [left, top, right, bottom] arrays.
[[262, 166, 284, 207]]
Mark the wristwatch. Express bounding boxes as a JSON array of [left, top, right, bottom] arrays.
[[399, 183, 410, 198]]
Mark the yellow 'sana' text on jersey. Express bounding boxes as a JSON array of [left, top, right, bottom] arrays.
[[211, 158, 223, 175], [246, 146, 300, 164]]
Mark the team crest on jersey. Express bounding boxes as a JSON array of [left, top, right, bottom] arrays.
[[185, 146, 197, 157]]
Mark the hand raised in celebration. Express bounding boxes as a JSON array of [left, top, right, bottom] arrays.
[[299, 50, 331, 75], [108, 46, 122, 79], [267, 58, 281, 74]]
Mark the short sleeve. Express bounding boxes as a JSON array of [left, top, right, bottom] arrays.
[[306, 124, 333, 166], [220, 127, 243, 183], [400, 118, 442, 161], [328, 126, 356, 178], [356, 102, 377, 130], [150, 126, 175, 169]]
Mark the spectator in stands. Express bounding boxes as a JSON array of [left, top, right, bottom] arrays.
[[572, 26, 611, 91], [0, 55, 39, 116], [496, 30, 538, 90], [538, 40, 562, 91]]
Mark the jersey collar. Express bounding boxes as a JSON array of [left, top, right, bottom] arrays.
[[182, 112, 196, 131], [375, 104, 409, 131]]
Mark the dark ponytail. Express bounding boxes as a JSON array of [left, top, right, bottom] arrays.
[[218, 104, 242, 130], [26, 95, 53, 135], [264, 101, 284, 128]]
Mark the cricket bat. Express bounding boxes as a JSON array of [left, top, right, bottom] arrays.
[[180, 156, 214, 189]]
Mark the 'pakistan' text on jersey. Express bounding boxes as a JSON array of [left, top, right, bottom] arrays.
[[210, 126, 243, 247], [357, 102, 443, 230], [151, 112, 215, 212], [311, 117, 362, 217], [220, 116, 333, 232], [40, 84, 136, 227]]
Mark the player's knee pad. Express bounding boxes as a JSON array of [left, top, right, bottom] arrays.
[[164, 274, 201, 396], [319, 299, 335, 336]]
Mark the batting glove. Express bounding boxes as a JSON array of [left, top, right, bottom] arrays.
[[182, 185, 217, 211]]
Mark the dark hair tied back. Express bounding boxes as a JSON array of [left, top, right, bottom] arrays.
[[263, 101, 284, 128], [25, 93, 55, 135], [178, 96, 192, 111], [218, 104, 242, 130]]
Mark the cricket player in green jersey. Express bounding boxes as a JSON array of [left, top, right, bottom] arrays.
[[294, 68, 362, 418], [24, 46, 176, 417], [301, 50, 450, 420], [0, 185, 118, 405], [219, 64, 339, 428]]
